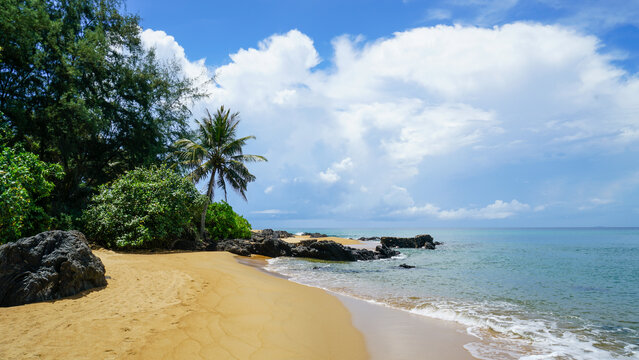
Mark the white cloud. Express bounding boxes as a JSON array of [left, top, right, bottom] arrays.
[[402, 199, 531, 219], [318, 157, 353, 184], [425, 8, 452, 21], [250, 209, 292, 215], [144, 24, 639, 221], [264, 186, 274, 194], [319, 168, 340, 183], [383, 185, 415, 208]]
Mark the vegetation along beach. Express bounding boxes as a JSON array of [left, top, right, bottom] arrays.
[[1, 0, 639, 359]]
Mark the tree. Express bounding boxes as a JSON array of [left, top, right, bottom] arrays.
[[0, 0, 205, 220], [174, 106, 266, 239], [82, 165, 205, 249], [0, 124, 63, 243]]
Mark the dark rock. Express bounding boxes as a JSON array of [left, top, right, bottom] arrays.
[[375, 244, 400, 258], [358, 237, 381, 241], [292, 240, 357, 261], [380, 234, 437, 249], [399, 263, 415, 269], [252, 238, 293, 257], [302, 232, 328, 238], [254, 229, 293, 240], [0, 231, 107, 307], [217, 239, 253, 256], [217, 237, 397, 262]]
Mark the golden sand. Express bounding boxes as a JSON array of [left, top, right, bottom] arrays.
[[0, 250, 367, 360]]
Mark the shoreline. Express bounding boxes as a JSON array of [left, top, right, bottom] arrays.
[[251, 251, 478, 360]]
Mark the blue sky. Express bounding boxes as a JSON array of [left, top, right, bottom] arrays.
[[126, 0, 639, 228]]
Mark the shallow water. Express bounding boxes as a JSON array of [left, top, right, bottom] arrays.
[[267, 228, 639, 360]]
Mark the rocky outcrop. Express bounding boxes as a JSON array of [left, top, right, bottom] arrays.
[[358, 237, 381, 241], [380, 234, 440, 249], [251, 229, 294, 241], [302, 232, 328, 238], [292, 240, 398, 261], [217, 233, 399, 261], [399, 263, 415, 269], [0, 231, 107, 307]]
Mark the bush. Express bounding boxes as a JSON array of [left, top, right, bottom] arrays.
[[0, 128, 63, 243], [206, 201, 252, 240], [83, 165, 205, 249]]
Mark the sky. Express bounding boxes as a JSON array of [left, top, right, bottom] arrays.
[[124, 0, 639, 228]]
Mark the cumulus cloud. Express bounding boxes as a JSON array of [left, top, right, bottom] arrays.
[[141, 24, 639, 222], [401, 200, 531, 219], [318, 157, 353, 184]]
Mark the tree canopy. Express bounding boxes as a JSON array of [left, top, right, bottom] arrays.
[[0, 0, 205, 219], [174, 106, 266, 239]]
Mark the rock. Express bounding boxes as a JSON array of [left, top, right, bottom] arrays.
[[398, 263, 415, 269], [254, 229, 293, 240], [217, 237, 397, 262], [216, 239, 253, 256], [358, 237, 380, 241], [302, 232, 328, 238], [375, 244, 400, 258], [292, 240, 357, 261], [252, 238, 293, 257], [380, 234, 437, 249], [0, 231, 107, 307]]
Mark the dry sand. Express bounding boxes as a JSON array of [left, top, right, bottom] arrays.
[[0, 250, 367, 360], [281, 234, 363, 246]]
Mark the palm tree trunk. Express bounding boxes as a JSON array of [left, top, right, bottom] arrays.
[[200, 169, 216, 240]]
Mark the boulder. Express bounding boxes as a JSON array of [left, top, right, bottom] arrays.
[[399, 263, 415, 269], [380, 234, 438, 249], [253, 229, 293, 240], [217, 234, 398, 262], [375, 244, 400, 258], [302, 232, 328, 238], [358, 237, 380, 241], [0, 231, 107, 307]]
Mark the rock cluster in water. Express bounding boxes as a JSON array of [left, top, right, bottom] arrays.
[[302, 232, 328, 238], [216, 229, 399, 261], [380, 234, 442, 249], [0, 231, 107, 307]]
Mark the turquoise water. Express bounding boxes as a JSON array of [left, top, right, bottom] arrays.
[[267, 228, 639, 359]]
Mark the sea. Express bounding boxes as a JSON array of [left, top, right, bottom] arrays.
[[265, 228, 639, 360]]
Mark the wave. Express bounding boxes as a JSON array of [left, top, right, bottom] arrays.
[[265, 258, 639, 360]]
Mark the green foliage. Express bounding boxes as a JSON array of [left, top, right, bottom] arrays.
[[205, 201, 252, 241], [174, 106, 267, 238], [0, 0, 206, 218], [0, 126, 63, 243], [83, 166, 205, 249]]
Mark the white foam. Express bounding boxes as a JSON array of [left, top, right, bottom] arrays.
[[262, 257, 639, 360]]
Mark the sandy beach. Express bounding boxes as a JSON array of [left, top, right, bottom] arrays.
[[0, 250, 367, 360], [0, 247, 477, 360]]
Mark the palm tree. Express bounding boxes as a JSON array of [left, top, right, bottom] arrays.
[[174, 106, 267, 239]]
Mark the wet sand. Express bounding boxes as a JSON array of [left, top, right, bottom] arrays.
[[336, 295, 477, 360]]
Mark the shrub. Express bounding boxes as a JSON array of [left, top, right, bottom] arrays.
[[206, 201, 252, 240], [0, 128, 63, 243], [83, 165, 205, 249]]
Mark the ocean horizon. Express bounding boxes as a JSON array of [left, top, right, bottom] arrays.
[[267, 227, 639, 360]]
